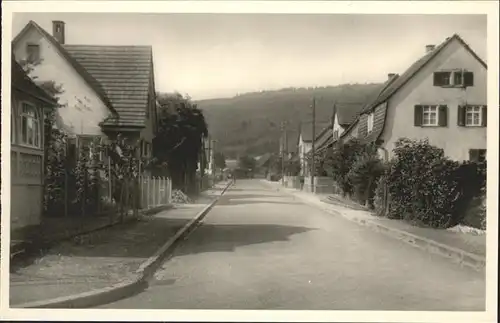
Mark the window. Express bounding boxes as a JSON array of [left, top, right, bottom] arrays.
[[434, 72, 452, 86], [466, 106, 482, 126], [469, 149, 486, 163], [20, 102, 41, 148], [458, 105, 486, 127], [434, 70, 474, 87], [422, 106, 438, 126], [415, 105, 448, 127], [77, 135, 104, 162], [333, 129, 339, 140], [26, 44, 40, 63], [367, 113, 374, 133]]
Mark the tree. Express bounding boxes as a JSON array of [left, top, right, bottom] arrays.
[[153, 92, 208, 194], [214, 151, 227, 170]]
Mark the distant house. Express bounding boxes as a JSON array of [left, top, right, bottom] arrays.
[[279, 129, 299, 160], [12, 20, 158, 165], [339, 34, 487, 162], [10, 58, 58, 230], [315, 102, 367, 154], [297, 121, 330, 176]]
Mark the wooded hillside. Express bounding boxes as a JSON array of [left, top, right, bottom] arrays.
[[197, 83, 383, 158]]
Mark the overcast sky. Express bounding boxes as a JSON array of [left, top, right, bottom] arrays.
[[12, 13, 486, 100]]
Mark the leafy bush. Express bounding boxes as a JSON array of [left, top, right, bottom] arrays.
[[347, 144, 385, 208], [43, 117, 68, 216], [324, 139, 366, 197], [373, 172, 388, 216], [386, 138, 486, 228]]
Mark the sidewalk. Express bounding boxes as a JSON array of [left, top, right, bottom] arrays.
[[10, 181, 231, 307], [263, 180, 486, 269]]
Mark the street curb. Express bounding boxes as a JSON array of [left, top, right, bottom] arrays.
[[261, 180, 486, 272], [15, 181, 233, 309]]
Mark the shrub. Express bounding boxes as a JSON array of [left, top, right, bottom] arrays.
[[386, 138, 486, 228], [325, 139, 366, 197]]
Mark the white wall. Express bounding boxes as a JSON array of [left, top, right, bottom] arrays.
[[13, 26, 112, 136], [382, 38, 487, 161]]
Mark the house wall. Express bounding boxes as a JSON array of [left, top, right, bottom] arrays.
[[13, 27, 113, 137], [10, 93, 45, 230], [381, 39, 487, 161], [298, 135, 312, 176]]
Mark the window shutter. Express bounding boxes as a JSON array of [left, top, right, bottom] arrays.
[[414, 105, 423, 126], [457, 105, 466, 126], [438, 105, 448, 126], [464, 72, 474, 87], [481, 106, 487, 127], [433, 73, 440, 86]]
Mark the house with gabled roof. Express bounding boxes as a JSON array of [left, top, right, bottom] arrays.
[[314, 101, 368, 154], [297, 121, 330, 176], [12, 20, 158, 163], [339, 34, 487, 162]]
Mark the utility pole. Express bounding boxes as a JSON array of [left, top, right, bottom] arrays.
[[280, 121, 286, 185], [311, 97, 316, 193]]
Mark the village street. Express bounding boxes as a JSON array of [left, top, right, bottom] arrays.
[[99, 179, 485, 311]]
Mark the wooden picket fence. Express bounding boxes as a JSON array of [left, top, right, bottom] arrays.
[[139, 176, 173, 209]]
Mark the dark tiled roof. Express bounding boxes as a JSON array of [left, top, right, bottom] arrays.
[[64, 45, 153, 127], [336, 102, 366, 125], [300, 121, 330, 142], [11, 58, 57, 106]]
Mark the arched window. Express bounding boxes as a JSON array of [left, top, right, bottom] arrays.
[[20, 102, 41, 148]]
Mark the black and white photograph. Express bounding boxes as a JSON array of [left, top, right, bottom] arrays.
[[1, 1, 498, 322]]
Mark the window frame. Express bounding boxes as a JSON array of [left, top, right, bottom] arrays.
[[26, 43, 41, 63], [434, 69, 473, 88], [19, 101, 42, 149], [77, 135, 105, 162], [465, 105, 483, 127], [421, 105, 439, 127], [367, 113, 374, 133]]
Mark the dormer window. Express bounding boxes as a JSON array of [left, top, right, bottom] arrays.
[[26, 44, 40, 63], [367, 113, 374, 133]]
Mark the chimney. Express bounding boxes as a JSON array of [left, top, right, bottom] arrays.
[[425, 44, 435, 53], [52, 21, 65, 44], [388, 73, 396, 80]]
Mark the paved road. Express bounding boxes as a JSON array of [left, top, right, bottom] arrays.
[[99, 179, 485, 310]]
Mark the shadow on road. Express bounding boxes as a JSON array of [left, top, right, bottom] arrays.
[[173, 223, 314, 257]]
